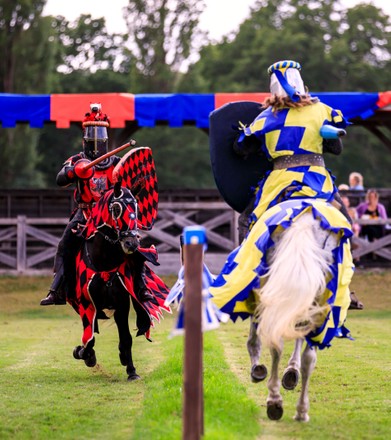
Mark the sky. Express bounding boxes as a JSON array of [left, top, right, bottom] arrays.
[[43, 0, 391, 42]]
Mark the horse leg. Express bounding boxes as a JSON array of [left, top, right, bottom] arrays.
[[73, 297, 98, 368], [266, 345, 284, 420], [114, 304, 140, 382], [247, 317, 267, 382], [73, 337, 97, 367], [294, 343, 317, 422], [282, 337, 303, 390]]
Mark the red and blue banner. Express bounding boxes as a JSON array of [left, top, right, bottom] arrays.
[[1, 91, 390, 128]]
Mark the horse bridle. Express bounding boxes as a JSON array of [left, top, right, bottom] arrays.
[[105, 190, 139, 244]]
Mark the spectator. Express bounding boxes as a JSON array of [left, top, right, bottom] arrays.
[[338, 183, 349, 191], [356, 189, 387, 242], [349, 172, 364, 190]]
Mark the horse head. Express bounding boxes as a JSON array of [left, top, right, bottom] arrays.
[[107, 180, 140, 254], [86, 179, 141, 255]]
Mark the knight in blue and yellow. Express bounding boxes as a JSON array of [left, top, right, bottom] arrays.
[[209, 60, 356, 349], [238, 60, 349, 229]]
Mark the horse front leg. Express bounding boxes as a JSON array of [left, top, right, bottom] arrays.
[[73, 298, 97, 368], [294, 343, 317, 422], [247, 317, 267, 382], [73, 337, 97, 367], [282, 337, 303, 390], [266, 344, 284, 420], [114, 298, 140, 381]]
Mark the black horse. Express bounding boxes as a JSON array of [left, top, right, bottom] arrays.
[[69, 180, 170, 381]]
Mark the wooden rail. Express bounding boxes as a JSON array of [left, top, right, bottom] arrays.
[[0, 201, 237, 276], [352, 218, 391, 261], [1, 202, 391, 277]]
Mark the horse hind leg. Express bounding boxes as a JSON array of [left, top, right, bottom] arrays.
[[294, 342, 317, 422], [247, 317, 267, 382], [282, 338, 303, 390], [266, 346, 284, 421]]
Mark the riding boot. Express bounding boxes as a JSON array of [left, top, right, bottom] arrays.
[[40, 265, 66, 306], [133, 263, 154, 302]]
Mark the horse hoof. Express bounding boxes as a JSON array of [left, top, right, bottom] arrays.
[[267, 402, 283, 421], [251, 364, 267, 383], [294, 413, 310, 422], [84, 352, 97, 368], [73, 346, 83, 360], [127, 373, 141, 382], [282, 367, 300, 390]]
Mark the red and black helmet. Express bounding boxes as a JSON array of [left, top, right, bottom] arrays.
[[82, 104, 110, 160]]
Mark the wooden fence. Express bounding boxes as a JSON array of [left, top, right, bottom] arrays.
[[1, 188, 391, 276], [0, 201, 237, 276]]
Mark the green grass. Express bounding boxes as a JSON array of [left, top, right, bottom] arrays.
[[0, 270, 390, 439]]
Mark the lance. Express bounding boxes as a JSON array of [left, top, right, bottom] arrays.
[[83, 139, 137, 170]]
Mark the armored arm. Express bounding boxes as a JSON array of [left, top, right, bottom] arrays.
[[321, 125, 346, 156], [56, 155, 82, 187], [56, 163, 76, 187]]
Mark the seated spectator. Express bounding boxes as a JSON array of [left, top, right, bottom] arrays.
[[356, 189, 387, 242], [349, 172, 364, 190], [338, 183, 350, 191]]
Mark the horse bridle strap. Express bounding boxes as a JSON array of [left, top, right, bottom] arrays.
[[96, 228, 120, 245]]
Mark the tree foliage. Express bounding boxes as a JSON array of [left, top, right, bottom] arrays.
[[122, 0, 206, 92], [0, 1, 55, 187]]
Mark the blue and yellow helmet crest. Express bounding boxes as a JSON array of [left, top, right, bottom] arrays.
[[268, 60, 302, 76], [267, 60, 304, 102]]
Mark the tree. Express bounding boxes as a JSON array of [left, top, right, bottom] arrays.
[[0, 0, 46, 92], [0, 1, 57, 187], [182, 0, 391, 187], [122, 0, 206, 92], [35, 14, 132, 186]]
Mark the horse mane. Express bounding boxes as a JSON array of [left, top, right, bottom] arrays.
[[257, 213, 332, 350]]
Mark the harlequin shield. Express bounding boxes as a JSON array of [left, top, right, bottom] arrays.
[[209, 101, 272, 213], [113, 146, 158, 230]]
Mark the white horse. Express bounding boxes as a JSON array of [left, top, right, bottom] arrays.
[[250, 212, 344, 421], [209, 197, 354, 421]]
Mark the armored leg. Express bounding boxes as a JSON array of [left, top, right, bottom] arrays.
[[40, 218, 81, 306], [40, 255, 66, 305]]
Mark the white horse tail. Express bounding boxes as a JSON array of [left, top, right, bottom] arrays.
[[257, 213, 332, 350]]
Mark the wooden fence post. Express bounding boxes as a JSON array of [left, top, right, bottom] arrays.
[[182, 225, 206, 440], [16, 215, 27, 272]]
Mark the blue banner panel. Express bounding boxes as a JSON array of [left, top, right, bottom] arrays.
[[0, 94, 50, 128], [315, 92, 380, 120], [135, 93, 215, 128]]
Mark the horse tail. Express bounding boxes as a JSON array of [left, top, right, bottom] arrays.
[[257, 213, 331, 350]]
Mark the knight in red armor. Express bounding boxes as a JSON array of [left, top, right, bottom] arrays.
[[40, 104, 153, 306]]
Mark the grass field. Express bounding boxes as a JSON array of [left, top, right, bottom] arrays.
[[0, 270, 390, 439]]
